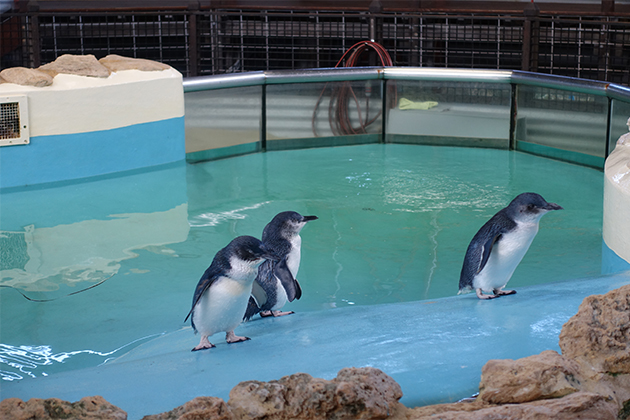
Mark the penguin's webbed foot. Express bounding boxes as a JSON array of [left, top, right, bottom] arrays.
[[476, 289, 499, 300], [226, 330, 250, 344], [260, 310, 295, 317], [494, 289, 516, 296], [192, 336, 216, 351]]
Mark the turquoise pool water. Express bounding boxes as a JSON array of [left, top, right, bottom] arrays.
[[0, 144, 603, 382]]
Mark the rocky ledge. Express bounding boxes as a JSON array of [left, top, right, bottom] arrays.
[[0, 54, 171, 87], [2, 284, 628, 420]]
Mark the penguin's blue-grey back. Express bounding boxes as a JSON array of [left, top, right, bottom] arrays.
[[458, 192, 562, 294], [458, 210, 516, 291], [244, 211, 313, 320], [185, 235, 268, 331]]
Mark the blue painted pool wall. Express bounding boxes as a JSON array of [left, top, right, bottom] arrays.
[[0, 117, 185, 189], [602, 240, 630, 274]]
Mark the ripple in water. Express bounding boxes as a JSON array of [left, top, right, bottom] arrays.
[[0, 333, 163, 381]]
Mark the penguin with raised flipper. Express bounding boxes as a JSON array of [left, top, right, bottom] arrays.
[[185, 236, 278, 351], [458, 193, 563, 300], [244, 211, 318, 320]]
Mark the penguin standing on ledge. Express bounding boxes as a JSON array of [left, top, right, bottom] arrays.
[[185, 236, 278, 351], [244, 211, 318, 320], [458, 192, 563, 300]]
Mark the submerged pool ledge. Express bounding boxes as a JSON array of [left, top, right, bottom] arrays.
[[3, 272, 629, 420]]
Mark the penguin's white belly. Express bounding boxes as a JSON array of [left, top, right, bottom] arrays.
[[286, 235, 302, 277], [271, 281, 289, 310], [473, 223, 539, 292], [192, 277, 251, 336]]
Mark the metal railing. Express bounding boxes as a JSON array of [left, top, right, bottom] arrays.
[[182, 67, 630, 168]]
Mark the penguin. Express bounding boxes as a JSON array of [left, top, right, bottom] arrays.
[[184, 235, 278, 351], [458, 192, 563, 300], [244, 211, 318, 320]]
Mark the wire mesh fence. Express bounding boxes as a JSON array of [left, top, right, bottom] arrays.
[[2, 9, 629, 85]]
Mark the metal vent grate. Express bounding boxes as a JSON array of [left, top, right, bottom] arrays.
[[0, 96, 30, 146]]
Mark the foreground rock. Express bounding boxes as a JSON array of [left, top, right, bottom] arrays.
[[468, 284, 630, 419], [407, 391, 618, 420], [478, 350, 582, 404], [0, 395, 127, 420], [227, 367, 404, 420], [142, 397, 232, 420], [559, 283, 630, 375], [142, 367, 405, 420]]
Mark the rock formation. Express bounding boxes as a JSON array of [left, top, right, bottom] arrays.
[[39, 54, 111, 78], [99, 54, 171, 72], [0, 67, 53, 87], [478, 350, 582, 404], [0, 54, 172, 87], [559, 283, 630, 375], [227, 367, 404, 420], [0, 395, 127, 420], [142, 397, 232, 420], [2, 285, 628, 420]]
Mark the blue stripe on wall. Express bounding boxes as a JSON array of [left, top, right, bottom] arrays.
[[602, 240, 630, 275], [0, 117, 185, 189]]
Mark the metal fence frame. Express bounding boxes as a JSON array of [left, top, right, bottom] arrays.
[[2, 8, 629, 85]]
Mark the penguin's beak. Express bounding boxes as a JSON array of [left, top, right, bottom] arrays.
[[303, 215, 318, 222], [545, 202, 563, 211]]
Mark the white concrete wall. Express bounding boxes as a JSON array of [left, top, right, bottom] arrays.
[[603, 124, 630, 267], [0, 68, 184, 137], [0, 68, 185, 188]]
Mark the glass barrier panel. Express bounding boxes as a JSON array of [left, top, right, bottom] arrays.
[[386, 80, 511, 148], [184, 85, 262, 162], [515, 85, 608, 168], [609, 99, 630, 154], [265, 81, 383, 150]]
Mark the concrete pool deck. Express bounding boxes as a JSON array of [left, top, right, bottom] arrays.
[[2, 271, 629, 419]]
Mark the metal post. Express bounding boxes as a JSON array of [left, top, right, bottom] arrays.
[[27, 1, 41, 68], [601, 0, 615, 13], [598, 18, 610, 82], [605, 97, 612, 158], [381, 79, 388, 143], [521, 3, 539, 72], [260, 84, 267, 152], [368, 0, 382, 67], [188, 2, 199, 77], [509, 83, 518, 150]]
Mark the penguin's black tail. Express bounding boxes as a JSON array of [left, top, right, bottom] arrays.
[[243, 296, 261, 321]]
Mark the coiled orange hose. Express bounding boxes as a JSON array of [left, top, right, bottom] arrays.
[[312, 41, 396, 137]]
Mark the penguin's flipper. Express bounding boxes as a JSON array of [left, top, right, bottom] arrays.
[[184, 270, 219, 323], [243, 296, 261, 321], [478, 233, 502, 274], [251, 280, 268, 307], [274, 257, 301, 302]]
